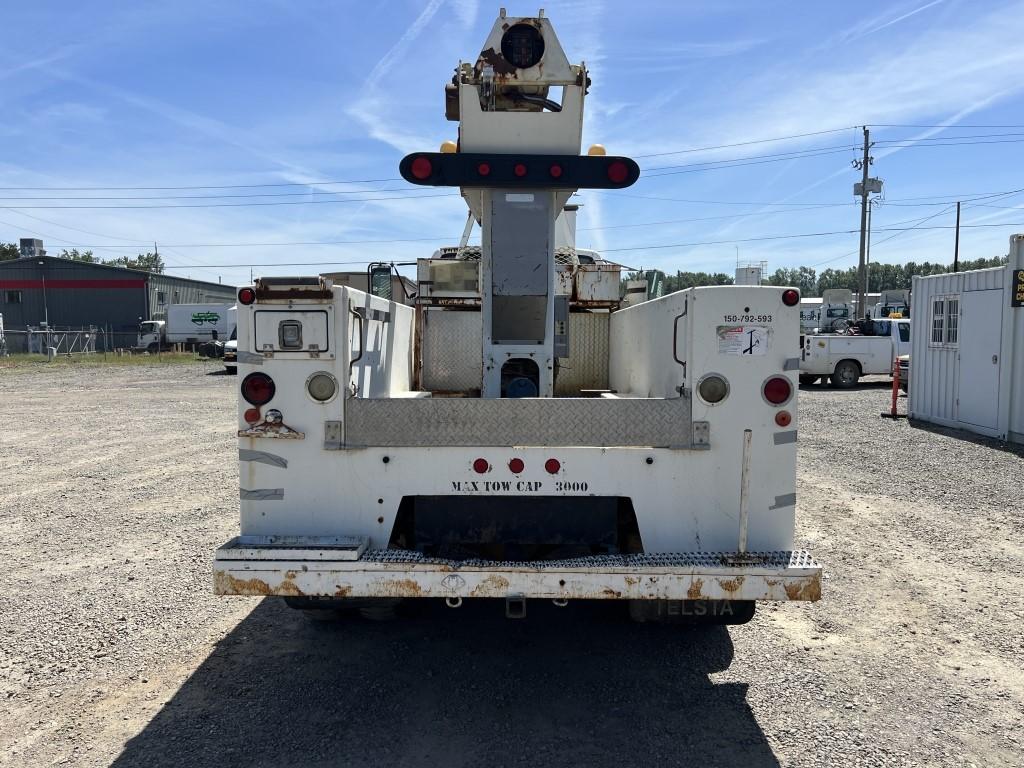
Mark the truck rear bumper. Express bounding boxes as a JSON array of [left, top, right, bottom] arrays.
[[213, 538, 822, 602]]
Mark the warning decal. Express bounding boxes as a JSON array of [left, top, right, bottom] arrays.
[[717, 325, 771, 356]]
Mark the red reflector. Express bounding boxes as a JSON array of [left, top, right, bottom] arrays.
[[241, 372, 276, 406], [782, 289, 800, 306], [775, 410, 792, 427], [411, 156, 433, 180], [473, 458, 489, 474], [549, 164, 563, 179], [763, 376, 792, 406], [238, 287, 256, 305], [544, 458, 561, 475], [607, 161, 629, 184], [514, 163, 528, 177], [477, 162, 491, 177], [508, 458, 525, 474], [243, 407, 261, 424]]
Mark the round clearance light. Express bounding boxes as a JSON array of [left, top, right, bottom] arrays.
[[607, 160, 629, 184], [763, 376, 793, 406], [238, 287, 256, 305], [697, 374, 730, 405], [477, 162, 491, 177], [508, 458, 525, 474], [549, 164, 563, 179], [243, 407, 261, 424], [544, 458, 561, 475], [241, 372, 275, 406], [514, 162, 528, 178], [306, 372, 338, 403], [473, 458, 490, 474], [775, 410, 792, 427], [410, 156, 433, 180], [782, 289, 800, 306], [500, 23, 545, 69]]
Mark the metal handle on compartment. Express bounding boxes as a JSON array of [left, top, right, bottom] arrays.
[[672, 297, 688, 377], [347, 308, 365, 391]]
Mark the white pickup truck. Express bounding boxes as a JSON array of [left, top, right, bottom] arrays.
[[800, 318, 910, 388]]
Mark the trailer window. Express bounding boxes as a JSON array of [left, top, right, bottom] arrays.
[[898, 323, 910, 343], [945, 298, 959, 345], [4, 290, 21, 304], [930, 296, 959, 347]]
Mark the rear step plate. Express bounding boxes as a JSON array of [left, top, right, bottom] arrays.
[[214, 543, 822, 602]]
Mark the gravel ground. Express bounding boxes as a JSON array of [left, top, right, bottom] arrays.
[[1, 363, 1022, 767]]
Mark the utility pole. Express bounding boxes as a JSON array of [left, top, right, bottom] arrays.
[[865, 200, 873, 294], [953, 201, 961, 272], [855, 126, 872, 319]]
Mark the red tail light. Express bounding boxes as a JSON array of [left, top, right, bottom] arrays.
[[477, 162, 491, 177], [607, 161, 629, 184], [410, 156, 433, 180], [549, 164, 563, 179], [763, 376, 793, 406], [243, 407, 261, 424], [473, 458, 490, 474], [513, 163, 528, 177], [508, 458, 525, 474], [238, 287, 256, 305], [241, 372, 275, 406], [782, 289, 800, 306], [544, 458, 561, 474]]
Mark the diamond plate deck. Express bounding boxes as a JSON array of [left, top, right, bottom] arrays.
[[343, 395, 693, 448]]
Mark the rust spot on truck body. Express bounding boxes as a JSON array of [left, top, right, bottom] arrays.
[[215, 571, 303, 596], [785, 575, 822, 602], [717, 576, 745, 594], [470, 575, 511, 597], [687, 578, 704, 600]]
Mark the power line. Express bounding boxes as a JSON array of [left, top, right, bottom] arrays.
[[0, 192, 458, 210], [632, 127, 859, 158], [0, 186, 418, 202], [643, 144, 857, 173], [0, 177, 403, 191]]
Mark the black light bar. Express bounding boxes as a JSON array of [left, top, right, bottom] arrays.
[[399, 152, 640, 189]]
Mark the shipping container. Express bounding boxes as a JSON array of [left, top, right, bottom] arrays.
[[908, 235, 1024, 442]]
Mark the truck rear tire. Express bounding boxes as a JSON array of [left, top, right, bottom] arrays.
[[831, 360, 860, 389], [146, 342, 158, 354]]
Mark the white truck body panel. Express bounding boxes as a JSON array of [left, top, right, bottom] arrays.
[[166, 303, 235, 343], [216, 283, 820, 603]]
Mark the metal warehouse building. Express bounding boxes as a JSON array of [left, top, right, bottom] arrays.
[[0, 255, 236, 352], [908, 234, 1024, 443]]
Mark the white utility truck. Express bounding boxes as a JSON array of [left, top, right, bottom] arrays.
[[800, 318, 911, 387], [213, 10, 822, 624], [136, 303, 236, 352]]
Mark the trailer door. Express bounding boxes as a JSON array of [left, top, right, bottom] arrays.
[[957, 289, 1002, 429]]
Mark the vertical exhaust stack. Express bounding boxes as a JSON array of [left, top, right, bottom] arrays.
[[402, 9, 638, 398]]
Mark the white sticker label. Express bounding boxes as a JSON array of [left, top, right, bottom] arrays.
[[505, 193, 535, 202], [717, 325, 771, 355]]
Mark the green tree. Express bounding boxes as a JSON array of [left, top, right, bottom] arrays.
[[0, 242, 20, 261], [101, 251, 164, 273], [59, 248, 96, 262]]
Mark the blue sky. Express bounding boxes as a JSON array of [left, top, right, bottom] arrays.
[[2, 0, 1024, 287]]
